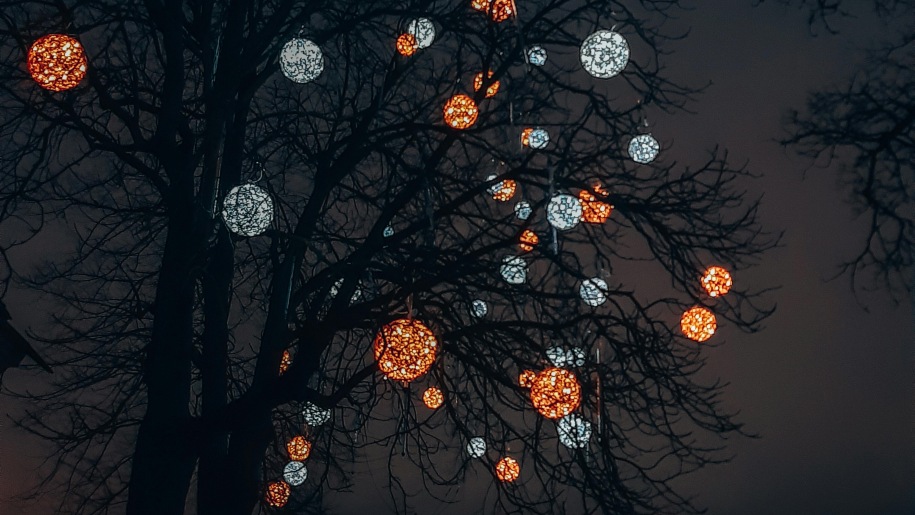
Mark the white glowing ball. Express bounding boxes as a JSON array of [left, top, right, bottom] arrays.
[[546, 346, 567, 367], [222, 184, 273, 236], [546, 194, 582, 231], [500, 256, 527, 284], [383, 226, 394, 237], [557, 414, 592, 449], [527, 45, 547, 66], [407, 18, 436, 49], [628, 134, 659, 164], [471, 299, 488, 318], [280, 38, 324, 83], [580, 30, 629, 79], [514, 201, 532, 221], [302, 402, 331, 426], [528, 128, 549, 150], [546, 347, 586, 367], [284, 461, 308, 486], [579, 277, 608, 306], [466, 437, 487, 458]]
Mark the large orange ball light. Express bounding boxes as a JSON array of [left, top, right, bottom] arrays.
[[471, 0, 515, 22], [422, 386, 444, 409], [373, 318, 438, 382], [701, 266, 733, 297], [579, 185, 613, 224], [443, 94, 478, 129], [286, 435, 312, 461], [491, 179, 516, 201], [495, 456, 521, 482], [395, 33, 418, 57], [264, 480, 291, 508], [529, 368, 582, 419], [680, 306, 717, 342], [27, 34, 87, 92], [473, 71, 500, 98]]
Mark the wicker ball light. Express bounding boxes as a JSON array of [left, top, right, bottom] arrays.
[[283, 461, 308, 486], [422, 386, 444, 409], [557, 413, 592, 449], [580, 30, 629, 79], [579, 186, 613, 224], [286, 436, 312, 461], [466, 437, 487, 458], [529, 367, 582, 419], [222, 184, 273, 237], [443, 94, 478, 129], [373, 318, 438, 382], [680, 306, 717, 342], [471, 0, 515, 22], [546, 194, 583, 231], [519, 369, 536, 388], [495, 456, 521, 482], [396, 33, 418, 56], [473, 71, 500, 98], [28, 34, 87, 92], [628, 134, 660, 164], [279, 38, 324, 84], [264, 480, 291, 508], [500, 256, 527, 284], [407, 18, 436, 48], [701, 266, 733, 297], [527, 45, 547, 66]]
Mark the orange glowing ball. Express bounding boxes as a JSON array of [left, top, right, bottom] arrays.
[[422, 386, 444, 409], [520, 128, 534, 146], [680, 306, 717, 342], [27, 34, 87, 92], [495, 456, 521, 482], [396, 33, 418, 57], [701, 266, 733, 297], [286, 435, 312, 461], [519, 369, 536, 388], [471, 0, 515, 22], [519, 230, 538, 252], [529, 368, 582, 419], [443, 94, 479, 130], [473, 71, 500, 98], [264, 480, 291, 508], [279, 350, 292, 375], [373, 318, 438, 382], [579, 186, 613, 224], [492, 179, 516, 201]]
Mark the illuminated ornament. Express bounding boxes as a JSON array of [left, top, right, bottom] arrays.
[[280, 38, 324, 84], [546, 194, 583, 231], [529, 367, 582, 419], [466, 437, 487, 458], [580, 30, 629, 79], [396, 33, 418, 57], [526, 45, 547, 66], [283, 461, 308, 486], [407, 18, 436, 49], [286, 436, 312, 461], [579, 186, 613, 224], [547, 347, 587, 368], [545, 346, 567, 367], [557, 414, 592, 449], [514, 201, 532, 221], [495, 456, 520, 482], [701, 266, 733, 297], [519, 370, 536, 388], [27, 34, 87, 92], [222, 184, 274, 236], [486, 174, 516, 201], [279, 350, 292, 375], [567, 348, 586, 367], [302, 402, 331, 426], [500, 256, 527, 284], [471, 0, 515, 22], [473, 71, 500, 98], [521, 128, 549, 149], [264, 481, 291, 508], [680, 306, 717, 342], [373, 318, 438, 382], [383, 226, 394, 237], [519, 230, 538, 252], [422, 386, 444, 409], [443, 94, 479, 130], [520, 128, 533, 146], [471, 299, 488, 318], [628, 134, 660, 164], [579, 277, 608, 306]]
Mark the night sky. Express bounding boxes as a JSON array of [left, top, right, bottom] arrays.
[[1, 1, 913, 514]]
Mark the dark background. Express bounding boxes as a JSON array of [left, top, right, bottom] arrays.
[[1, 1, 913, 513]]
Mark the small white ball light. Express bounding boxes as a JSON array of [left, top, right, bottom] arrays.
[[526, 45, 547, 66], [567, 347, 586, 367], [546, 346, 568, 367], [557, 414, 592, 449], [514, 201, 532, 221], [222, 184, 273, 236], [546, 194, 583, 231], [407, 18, 436, 49], [283, 461, 308, 486], [466, 437, 487, 458], [383, 226, 394, 237], [471, 299, 488, 318], [500, 256, 527, 284], [628, 134, 660, 164], [580, 30, 629, 79], [528, 128, 549, 150], [280, 38, 324, 84], [302, 402, 331, 426], [579, 277, 609, 306]]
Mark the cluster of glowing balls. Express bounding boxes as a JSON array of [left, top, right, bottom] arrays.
[[471, 0, 515, 22], [579, 186, 613, 224], [529, 367, 582, 419], [701, 266, 733, 297], [283, 461, 308, 486], [495, 456, 521, 482], [473, 71, 500, 98], [279, 350, 292, 375], [443, 94, 479, 129], [680, 306, 717, 342], [407, 18, 436, 49], [286, 436, 312, 461], [519, 230, 538, 252], [514, 201, 532, 220], [486, 175, 516, 201], [422, 386, 444, 409], [628, 134, 660, 164], [395, 33, 418, 56], [302, 402, 331, 426], [546, 347, 586, 368], [557, 413, 592, 449], [500, 256, 527, 284], [520, 127, 549, 149], [471, 299, 488, 318], [280, 38, 324, 84], [546, 194, 583, 231], [28, 34, 87, 92], [526, 45, 548, 66], [466, 437, 487, 458], [264, 480, 291, 508], [579, 277, 609, 306], [222, 184, 274, 236], [373, 318, 438, 382], [519, 369, 537, 388], [580, 30, 629, 79]]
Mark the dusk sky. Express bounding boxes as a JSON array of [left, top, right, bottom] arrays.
[[1, 1, 913, 514]]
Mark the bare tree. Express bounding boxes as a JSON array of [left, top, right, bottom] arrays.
[[0, 1, 776, 514]]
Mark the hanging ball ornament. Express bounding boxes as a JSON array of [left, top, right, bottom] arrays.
[[471, 0, 515, 22], [529, 367, 582, 419], [557, 413, 592, 449], [373, 318, 438, 382], [580, 30, 629, 79], [519, 370, 537, 388], [495, 456, 521, 483], [27, 34, 87, 92], [701, 266, 733, 297], [519, 230, 538, 252], [280, 38, 324, 84], [407, 18, 436, 49], [443, 94, 479, 130], [383, 225, 395, 238], [466, 437, 487, 458], [514, 201, 532, 221], [546, 346, 569, 367], [396, 33, 418, 57], [628, 134, 660, 164], [579, 277, 609, 306], [526, 45, 548, 66], [422, 386, 444, 409], [302, 402, 331, 427], [471, 299, 488, 318], [473, 71, 500, 98], [680, 306, 717, 342], [546, 194, 583, 231], [222, 184, 274, 237], [264, 481, 291, 508], [486, 174, 517, 201], [286, 436, 312, 461], [283, 461, 308, 486], [500, 256, 527, 284], [579, 185, 613, 224]]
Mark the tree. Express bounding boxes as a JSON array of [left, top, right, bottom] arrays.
[[0, 1, 776, 514]]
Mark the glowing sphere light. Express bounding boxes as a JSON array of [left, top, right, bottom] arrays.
[[495, 456, 520, 482], [579, 186, 613, 224], [701, 266, 733, 297], [466, 437, 487, 458], [557, 413, 592, 449], [580, 30, 629, 79], [422, 386, 444, 409], [222, 184, 274, 236], [443, 94, 478, 129], [514, 201, 532, 220], [264, 481, 291, 508], [500, 256, 527, 284], [28, 34, 87, 92], [579, 277, 609, 306], [471, 299, 488, 318], [628, 134, 660, 164], [519, 230, 538, 252], [280, 38, 324, 83], [547, 194, 583, 231], [527, 45, 547, 66], [519, 370, 536, 388], [529, 367, 582, 419], [286, 436, 312, 461], [283, 461, 308, 486], [373, 318, 438, 382], [396, 33, 418, 56], [680, 306, 717, 342], [302, 402, 331, 426], [407, 18, 436, 49]]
